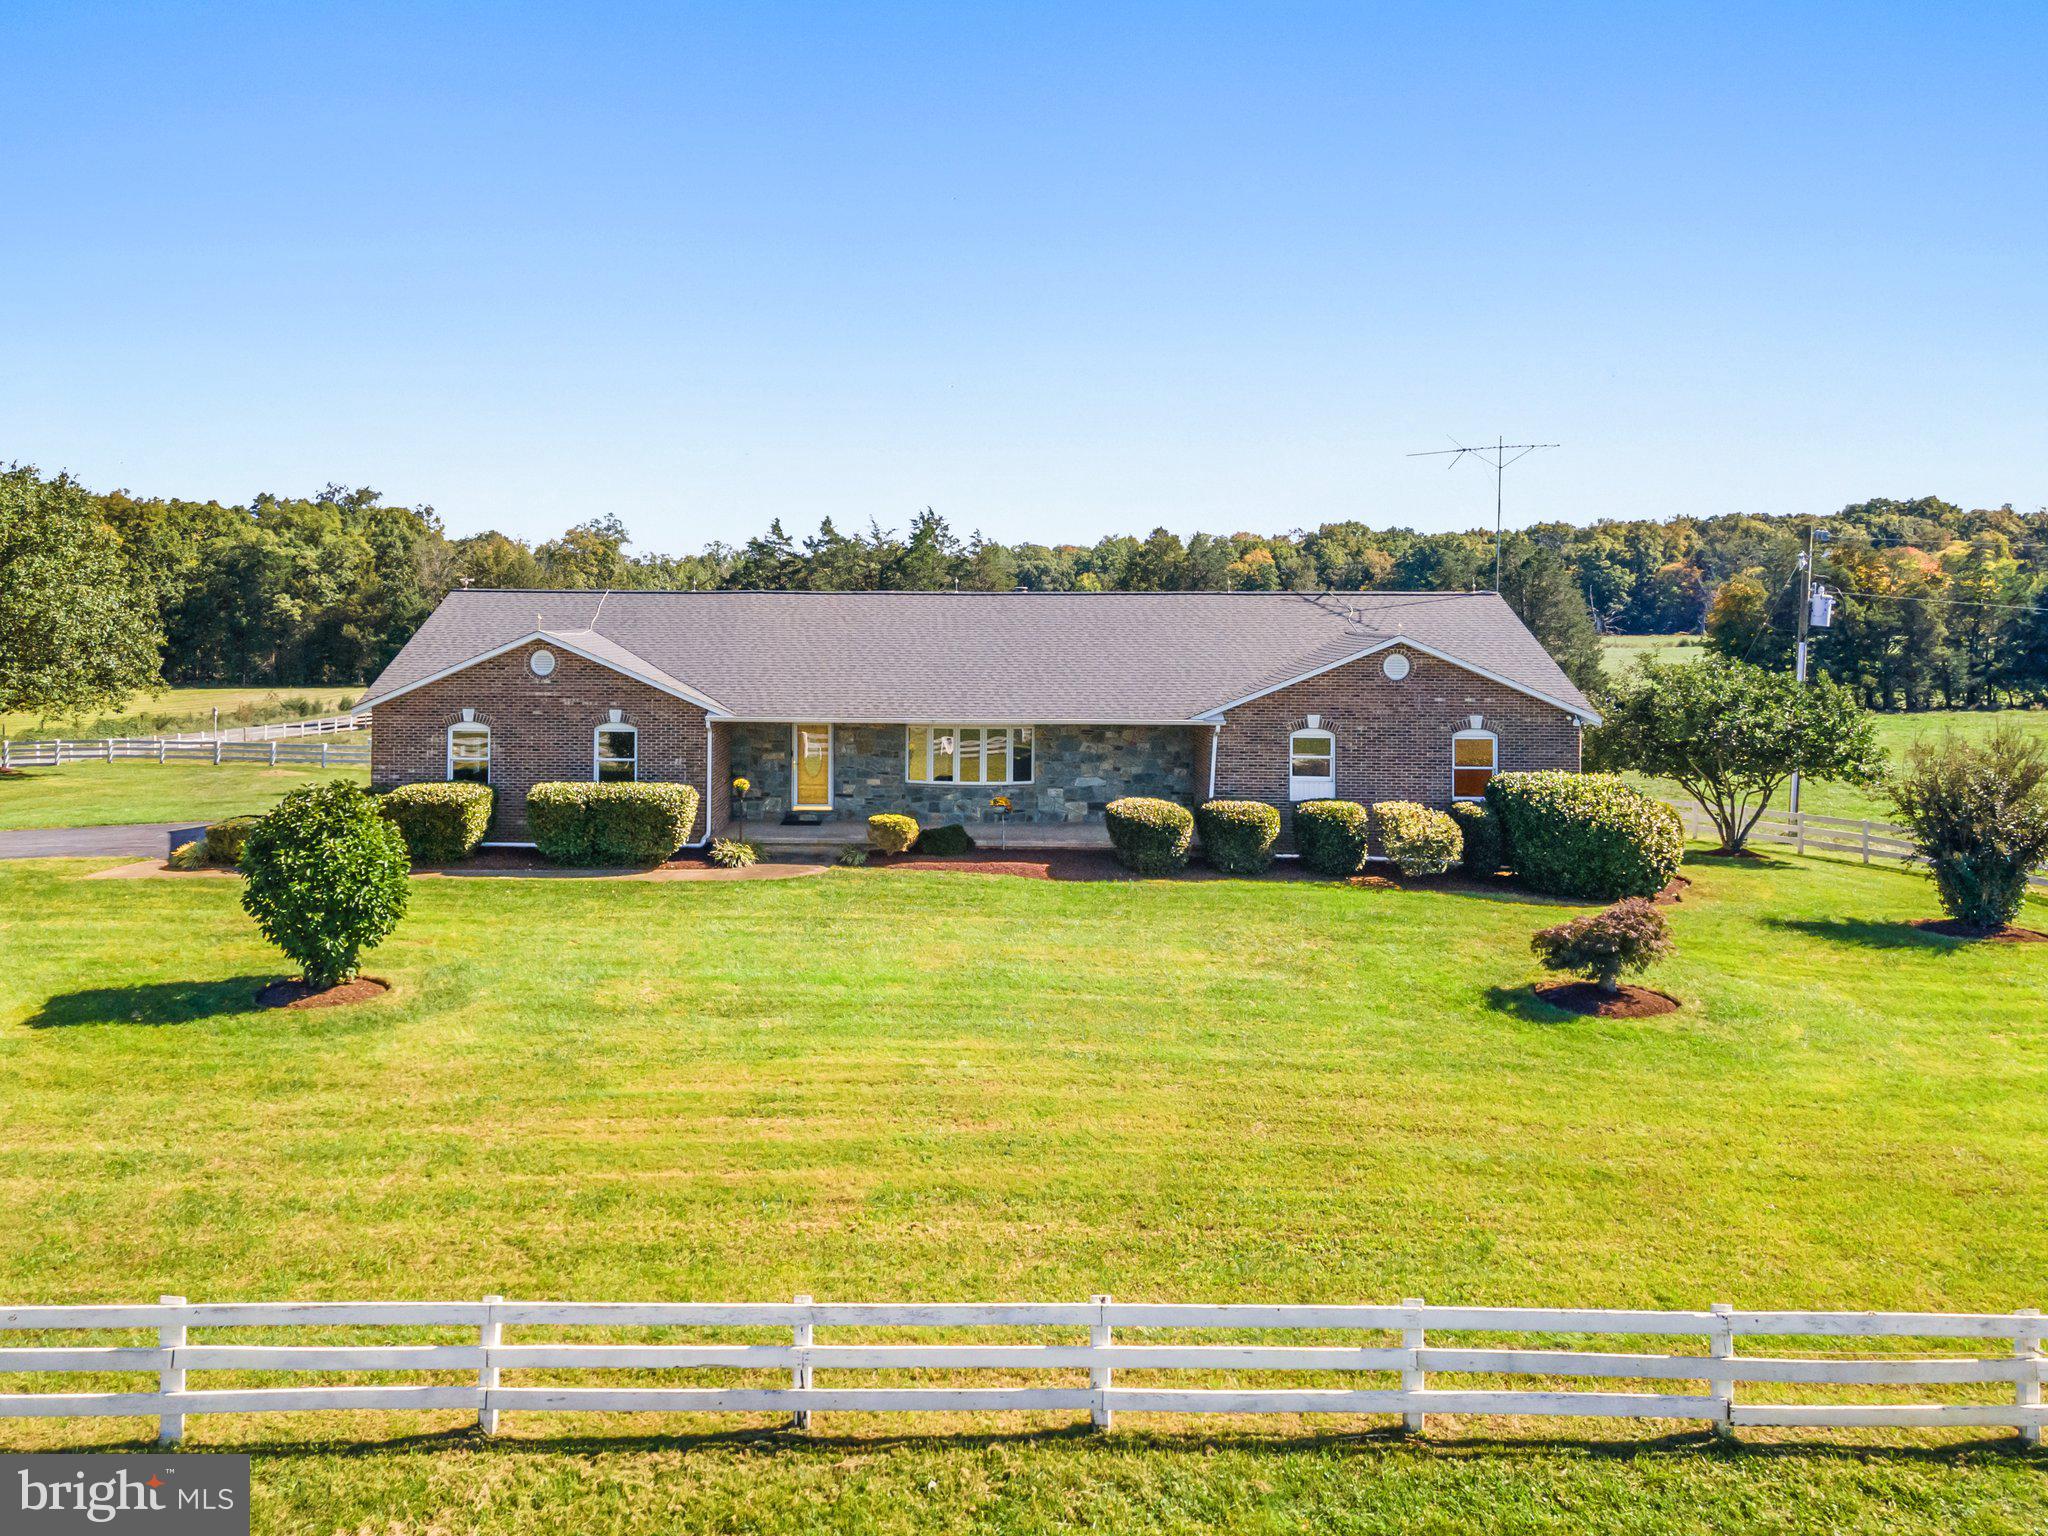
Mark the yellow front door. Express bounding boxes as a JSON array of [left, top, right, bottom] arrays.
[[793, 724, 832, 810]]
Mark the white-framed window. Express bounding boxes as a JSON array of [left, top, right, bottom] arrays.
[[1453, 729, 1497, 800], [594, 723, 638, 783], [447, 721, 491, 784], [1288, 728, 1335, 801], [906, 725, 1035, 785]]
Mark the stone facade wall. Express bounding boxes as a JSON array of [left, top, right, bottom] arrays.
[[1212, 645, 1582, 839], [369, 644, 709, 842], [725, 722, 1201, 825]]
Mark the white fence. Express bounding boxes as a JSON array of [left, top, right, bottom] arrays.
[[0, 735, 369, 770], [0, 1298, 2038, 1446], [1676, 805, 2048, 891]]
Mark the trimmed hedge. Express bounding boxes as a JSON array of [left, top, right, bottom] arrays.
[[1294, 799, 1370, 877], [1105, 797, 1194, 874], [527, 781, 701, 866], [868, 813, 921, 854], [1449, 801, 1503, 876], [912, 822, 978, 856], [379, 782, 493, 864], [1196, 799, 1281, 875], [1485, 771, 1683, 900], [186, 814, 261, 868], [1372, 801, 1463, 877]]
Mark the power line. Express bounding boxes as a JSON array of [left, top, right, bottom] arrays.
[[1820, 584, 2045, 614], [1406, 437, 1560, 590]]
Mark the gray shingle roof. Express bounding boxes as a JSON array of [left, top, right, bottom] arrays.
[[360, 589, 1596, 722]]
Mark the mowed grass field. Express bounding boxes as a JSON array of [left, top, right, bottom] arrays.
[[0, 761, 371, 830], [1598, 635, 2048, 821], [0, 853, 2043, 1532], [0, 684, 364, 740]]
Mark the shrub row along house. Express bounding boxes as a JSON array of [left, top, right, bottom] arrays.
[[358, 590, 1598, 846]]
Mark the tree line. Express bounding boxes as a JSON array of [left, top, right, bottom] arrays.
[[5, 462, 2045, 717]]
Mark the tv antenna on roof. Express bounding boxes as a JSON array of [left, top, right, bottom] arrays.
[[1407, 436, 1560, 591]]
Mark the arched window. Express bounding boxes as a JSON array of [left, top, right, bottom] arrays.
[[448, 720, 491, 784], [594, 722, 638, 782], [1288, 729, 1335, 802], [1452, 729, 1497, 801]]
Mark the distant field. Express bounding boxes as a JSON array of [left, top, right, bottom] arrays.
[[1600, 633, 1707, 669], [0, 760, 369, 830], [0, 684, 363, 740]]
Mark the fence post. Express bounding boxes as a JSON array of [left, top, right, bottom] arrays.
[[213, 740, 222, 766], [478, 1294, 502, 1435], [1, 739, 8, 770], [1710, 1302, 1735, 1439], [321, 742, 329, 768], [1794, 811, 1806, 857], [2018, 1308, 2042, 1448], [791, 1293, 813, 1431], [158, 1294, 186, 1445], [158, 740, 166, 764], [104, 737, 114, 762], [1090, 1294, 1113, 1431], [1402, 1297, 1426, 1434], [270, 741, 279, 766]]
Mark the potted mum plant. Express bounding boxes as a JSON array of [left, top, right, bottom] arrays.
[[729, 777, 751, 826]]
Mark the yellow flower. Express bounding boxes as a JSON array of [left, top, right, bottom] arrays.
[[731, 777, 751, 796], [991, 795, 1011, 811]]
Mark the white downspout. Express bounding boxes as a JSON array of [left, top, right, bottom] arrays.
[[1207, 722, 1221, 801]]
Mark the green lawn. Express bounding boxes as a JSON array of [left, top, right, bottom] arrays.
[[0, 854, 2042, 1532], [0, 761, 369, 830], [0, 684, 363, 740]]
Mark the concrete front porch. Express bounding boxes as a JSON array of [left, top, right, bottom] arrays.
[[734, 817, 1112, 853]]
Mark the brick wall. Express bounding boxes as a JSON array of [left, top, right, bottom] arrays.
[[1213, 646, 1582, 831], [369, 644, 709, 842]]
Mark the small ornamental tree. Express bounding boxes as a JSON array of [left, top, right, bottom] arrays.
[[1887, 727, 2048, 931], [1587, 657, 1882, 853], [1532, 898, 1673, 995], [239, 781, 410, 988]]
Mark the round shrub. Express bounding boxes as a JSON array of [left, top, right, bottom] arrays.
[[707, 838, 759, 869], [239, 781, 410, 988], [913, 822, 978, 856], [378, 781, 494, 865], [1449, 801, 1503, 876], [1196, 799, 1281, 875], [1293, 799, 1370, 877], [868, 813, 920, 854], [527, 782, 701, 866], [1105, 797, 1194, 874], [1485, 771, 1683, 900], [1372, 801, 1463, 877], [1532, 897, 1673, 994], [1887, 727, 2048, 931]]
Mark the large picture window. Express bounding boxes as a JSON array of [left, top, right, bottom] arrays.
[[447, 722, 490, 784], [594, 724, 638, 782], [1452, 730, 1497, 800], [906, 725, 1034, 785]]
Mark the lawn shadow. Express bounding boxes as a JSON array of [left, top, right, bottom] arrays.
[[1483, 983, 1573, 1022], [1765, 916, 1956, 952], [196, 1420, 2035, 1469], [22, 976, 280, 1028]]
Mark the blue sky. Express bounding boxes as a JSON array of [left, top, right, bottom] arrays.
[[3, 2, 2042, 551]]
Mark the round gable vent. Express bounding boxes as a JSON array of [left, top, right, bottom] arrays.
[[1381, 651, 1411, 681], [528, 647, 557, 678]]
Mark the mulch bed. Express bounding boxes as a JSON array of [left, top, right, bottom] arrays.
[[1654, 875, 1692, 905], [1532, 982, 1681, 1018], [1910, 919, 2048, 944], [256, 976, 392, 1010]]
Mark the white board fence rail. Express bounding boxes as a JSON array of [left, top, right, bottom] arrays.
[[1674, 805, 2048, 890], [0, 1299, 2038, 1446], [0, 735, 369, 769]]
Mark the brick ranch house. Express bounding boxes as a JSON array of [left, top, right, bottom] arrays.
[[359, 589, 1598, 847]]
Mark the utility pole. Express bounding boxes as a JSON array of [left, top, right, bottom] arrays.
[[1789, 523, 1818, 815], [1407, 437, 1560, 590]]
